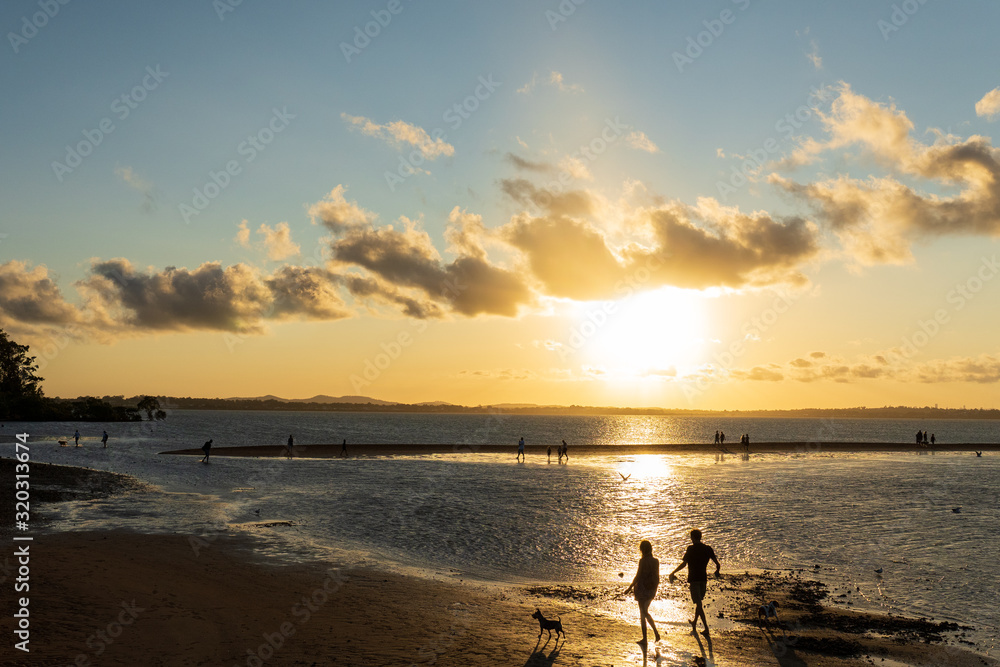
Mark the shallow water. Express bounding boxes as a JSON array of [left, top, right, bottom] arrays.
[[2, 411, 998, 657]]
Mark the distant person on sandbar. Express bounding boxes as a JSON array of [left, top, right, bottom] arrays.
[[714, 431, 720, 445], [561, 439, 569, 462], [930, 433, 936, 446], [201, 439, 213, 463], [547, 445, 552, 463], [517, 437, 525, 462], [74, 429, 81, 447], [916, 430, 923, 446], [744, 433, 750, 452], [923, 431, 929, 445], [719, 431, 725, 447], [101, 430, 109, 448], [285, 435, 294, 458], [668, 529, 721, 637], [624, 539, 660, 648], [341, 439, 348, 458]]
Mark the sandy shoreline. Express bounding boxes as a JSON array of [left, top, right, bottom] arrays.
[[159, 442, 1000, 458], [2, 459, 996, 666]]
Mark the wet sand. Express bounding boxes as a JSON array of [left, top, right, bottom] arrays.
[[160, 442, 1000, 458], [2, 458, 996, 666]]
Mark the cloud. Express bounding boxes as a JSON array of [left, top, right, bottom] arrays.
[[341, 113, 454, 159], [806, 40, 822, 69], [626, 131, 660, 153], [115, 166, 156, 212], [236, 220, 251, 247], [559, 155, 593, 180], [77, 258, 349, 334], [975, 88, 1000, 120], [517, 70, 584, 95], [504, 153, 553, 173], [499, 178, 594, 218], [0, 261, 82, 327], [257, 222, 300, 261], [912, 354, 1000, 384], [731, 366, 784, 381], [308, 185, 379, 233], [773, 84, 1000, 265]]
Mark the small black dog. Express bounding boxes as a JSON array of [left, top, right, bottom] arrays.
[[531, 608, 566, 639]]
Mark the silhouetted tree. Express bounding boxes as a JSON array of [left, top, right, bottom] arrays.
[[137, 395, 166, 420], [0, 328, 46, 419]]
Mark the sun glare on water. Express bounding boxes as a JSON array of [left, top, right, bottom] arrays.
[[581, 287, 707, 377]]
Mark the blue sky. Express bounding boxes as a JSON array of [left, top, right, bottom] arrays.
[[3, 1, 1000, 407]]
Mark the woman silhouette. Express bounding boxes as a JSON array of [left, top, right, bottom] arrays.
[[624, 540, 660, 647]]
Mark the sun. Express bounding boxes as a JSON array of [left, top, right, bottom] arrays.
[[581, 287, 707, 377]]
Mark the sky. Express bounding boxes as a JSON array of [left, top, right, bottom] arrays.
[[2, 0, 1000, 410]]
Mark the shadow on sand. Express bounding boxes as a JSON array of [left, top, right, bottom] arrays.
[[524, 635, 562, 666], [761, 624, 808, 666]]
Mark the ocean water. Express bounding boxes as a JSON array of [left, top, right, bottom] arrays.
[[2, 411, 998, 658]]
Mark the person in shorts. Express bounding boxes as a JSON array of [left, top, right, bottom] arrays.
[[668, 529, 721, 636]]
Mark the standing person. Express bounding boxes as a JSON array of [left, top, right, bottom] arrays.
[[547, 445, 552, 463], [101, 430, 109, 448], [286, 435, 294, 459], [517, 437, 525, 462], [340, 439, 348, 458], [201, 439, 213, 463], [74, 429, 81, 447], [916, 430, 923, 445], [561, 439, 569, 462], [714, 431, 720, 445], [719, 432, 725, 448], [668, 529, 721, 637], [930, 433, 936, 446], [624, 540, 660, 648]]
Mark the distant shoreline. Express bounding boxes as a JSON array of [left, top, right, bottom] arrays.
[[160, 442, 1000, 458]]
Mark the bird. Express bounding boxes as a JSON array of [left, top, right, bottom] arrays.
[[952, 507, 962, 513], [619, 472, 631, 481], [874, 567, 883, 574]]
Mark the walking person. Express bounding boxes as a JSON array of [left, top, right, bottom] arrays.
[[624, 540, 660, 649], [285, 435, 294, 459], [340, 439, 349, 458], [201, 439, 213, 463], [547, 445, 552, 463], [714, 431, 720, 445], [668, 529, 721, 637], [561, 439, 569, 462], [74, 429, 81, 447], [517, 437, 525, 462], [101, 430, 109, 448]]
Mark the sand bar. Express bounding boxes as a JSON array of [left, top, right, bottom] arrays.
[[159, 442, 1000, 458]]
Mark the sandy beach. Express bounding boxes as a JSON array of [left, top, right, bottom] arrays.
[[3, 458, 996, 666], [160, 442, 1000, 458]]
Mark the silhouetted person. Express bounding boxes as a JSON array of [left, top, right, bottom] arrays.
[[719, 432, 725, 447], [547, 446, 552, 463], [668, 529, 721, 637], [517, 437, 525, 462], [561, 440, 569, 462], [916, 430, 923, 445], [201, 439, 213, 463], [341, 439, 348, 458], [714, 431, 720, 445], [101, 430, 109, 448], [930, 434, 936, 446], [74, 429, 81, 447], [923, 431, 929, 445], [624, 540, 660, 648], [286, 435, 294, 459]]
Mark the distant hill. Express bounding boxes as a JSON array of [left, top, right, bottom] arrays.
[[223, 394, 398, 405]]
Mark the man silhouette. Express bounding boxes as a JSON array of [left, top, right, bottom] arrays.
[[668, 529, 721, 636]]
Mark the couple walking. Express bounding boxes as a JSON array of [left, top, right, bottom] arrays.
[[623, 529, 721, 648]]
